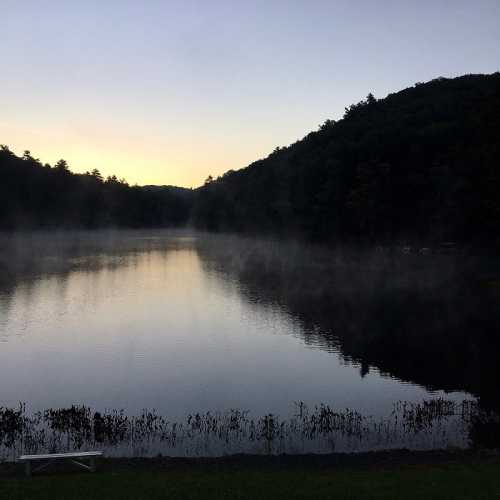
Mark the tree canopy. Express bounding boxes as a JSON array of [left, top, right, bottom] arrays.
[[193, 73, 500, 247], [2, 73, 500, 246], [0, 147, 192, 229]]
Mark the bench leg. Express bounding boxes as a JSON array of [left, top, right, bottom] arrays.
[[25, 461, 31, 478], [90, 457, 96, 473]]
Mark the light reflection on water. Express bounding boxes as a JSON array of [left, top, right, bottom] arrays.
[[0, 231, 469, 423]]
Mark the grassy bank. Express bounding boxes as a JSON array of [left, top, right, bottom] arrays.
[[1, 451, 500, 499]]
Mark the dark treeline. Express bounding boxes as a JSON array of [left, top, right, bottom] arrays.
[[0, 148, 192, 229], [3, 73, 500, 244], [193, 73, 500, 247]]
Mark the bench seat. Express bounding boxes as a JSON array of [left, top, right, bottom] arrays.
[[18, 451, 103, 477]]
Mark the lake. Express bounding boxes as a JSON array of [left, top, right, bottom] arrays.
[[1, 231, 497, 455]]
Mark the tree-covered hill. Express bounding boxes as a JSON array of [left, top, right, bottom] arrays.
[[193, 73, 500, 247], [3, 73, 499, 242], [0, 149, 193, 229]]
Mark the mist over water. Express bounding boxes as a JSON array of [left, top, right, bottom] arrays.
[[1, 230, 496, 455]]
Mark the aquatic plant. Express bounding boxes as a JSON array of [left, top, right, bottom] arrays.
[[0, 399, 490, 460]]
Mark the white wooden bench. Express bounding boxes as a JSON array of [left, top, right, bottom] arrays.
[[18, 451, 103, 477]]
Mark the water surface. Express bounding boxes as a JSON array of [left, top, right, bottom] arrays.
[[0, 231, 470, 424]]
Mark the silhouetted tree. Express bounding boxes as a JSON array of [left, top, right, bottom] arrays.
[[91, 169, 103, 182], [54, 159, 69, 171], [366, 92, 376, 104]]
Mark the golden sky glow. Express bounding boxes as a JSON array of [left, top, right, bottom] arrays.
[[0, 121, 280, 188], [2, 1, 499, 187]]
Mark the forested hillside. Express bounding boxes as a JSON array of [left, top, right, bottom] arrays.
[[2, 74, 500, 243], [0, 149, 192, 229], [193, 74, 500, 246]]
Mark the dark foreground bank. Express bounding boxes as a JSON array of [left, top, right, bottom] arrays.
[[1, 450, 500, 499]]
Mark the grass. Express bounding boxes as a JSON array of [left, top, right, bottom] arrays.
[[1, 452, 500, 499]]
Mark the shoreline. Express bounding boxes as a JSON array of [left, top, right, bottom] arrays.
[[3, 448, 500, 499], [2, 448, 499, 477]]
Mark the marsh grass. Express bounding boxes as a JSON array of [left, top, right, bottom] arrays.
[[0, 399, 492, 460]]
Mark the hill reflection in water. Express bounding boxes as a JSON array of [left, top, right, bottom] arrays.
[[0, 231, 491, 427]]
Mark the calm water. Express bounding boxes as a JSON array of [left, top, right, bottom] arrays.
[[0, 231, 469, 424]]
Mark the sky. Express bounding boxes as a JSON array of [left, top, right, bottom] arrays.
[[1, 1, 499, 188]]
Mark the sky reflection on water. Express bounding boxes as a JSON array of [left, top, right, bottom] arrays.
[[0, 232, 468, 418]]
